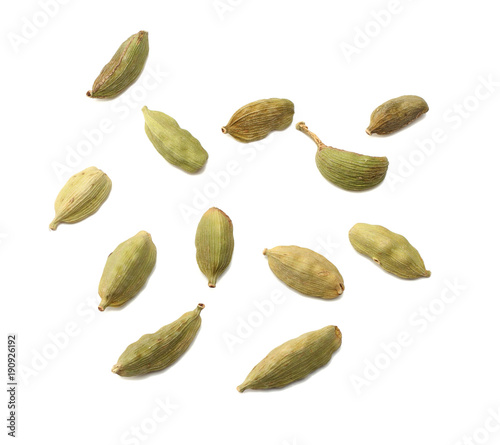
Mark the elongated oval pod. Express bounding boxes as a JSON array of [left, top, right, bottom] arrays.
[[142, 106, 208, 173], [366, 95, 429, 135], [349, 223, 431, 279], [112, 303, 205, 377], [264, 246, 344, 299], [49, 166, 111, 230], [222, 98, 294, 142], [98, 231, 157, 311], [87, 31, 149, 99], [195, 208, 234, 287], [296, 122, 388, 191], [237, 325, 342, 392]]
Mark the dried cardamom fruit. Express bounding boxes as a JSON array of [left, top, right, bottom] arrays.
[[142, 106, 208, 173], [49, 166, 111, 230], [87, 31, 149, 99], [237, 325, 342, 392], [112, 303, 205, 377], [264, 245, 344, 299], [366, 95, 429, 135], [349, 223, 431, 279], [98, 231, 157, 311], [195, 208, 234, 287], [296, 122, 388, 191], [222, 98, 294, 142]]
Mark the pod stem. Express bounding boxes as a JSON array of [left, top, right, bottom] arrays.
[[295, 122, 327, 150], [236, 384, 247, 393], [98, 299, 108, 312], [49, 218, 59, 231]]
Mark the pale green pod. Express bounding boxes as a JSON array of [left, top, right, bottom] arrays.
[[195, 208, 234, 287], [366, 95, 429, 135], [112, 303, 205, 377], [87, 31, 149, 99], [237, 325, 342, 392], [142, 106, 208, 173], [98, 231, 157, 311], [49, 166, 111, 230], [264, 245, 344, 299], [222, 98, 294, 142], [296, 122, 388, 191], [349, 223, 431, 279]]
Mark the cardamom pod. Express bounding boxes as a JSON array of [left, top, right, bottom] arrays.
[[49, 166, 111, 230], [237, 325, 342, 392], [349, 223, 431, 279], [98, 231, 157, 311], [222, 98, 294, 142], [195, 208, 234, 287], [142, 106, 208, 173], [296, 122, 388, 191], [112, 303, 205, 377], [87, 31, 149, 99], [264, 245, 344, 299], [366, 95, 429, 135]]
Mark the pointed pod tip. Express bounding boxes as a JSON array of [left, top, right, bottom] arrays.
[[86, 90, 92, 97], [208, 282, 216, 288], [424, 270, 431, 277], [49, 220, 59, 230], [236, 385, 245, 393], [221, 126, 227, 134], [263, 248, 268, 255], [334, 326, 342, 340], [365, 128, 372, 135], [111, 365, 120, 374], [197, 303, 205, 310], [98, 305, 105, 312]]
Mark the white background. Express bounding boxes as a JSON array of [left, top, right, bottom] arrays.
[[2, 1, 500, 444]]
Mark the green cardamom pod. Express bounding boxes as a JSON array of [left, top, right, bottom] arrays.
[[112, 303, 205, 377], [237, 325, 342, 392], [296, 122, 388, 191], [263, 245, 344, 299], [349, 223, 431, 279], [49, 166, 111, 230], [222, 98, 294, 142], [366, 95, 429, 135], [142, 106, 208, 173], [87, 31, 149, 99], [195, 208, 234, 287], [98, 231, 157, 311]]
